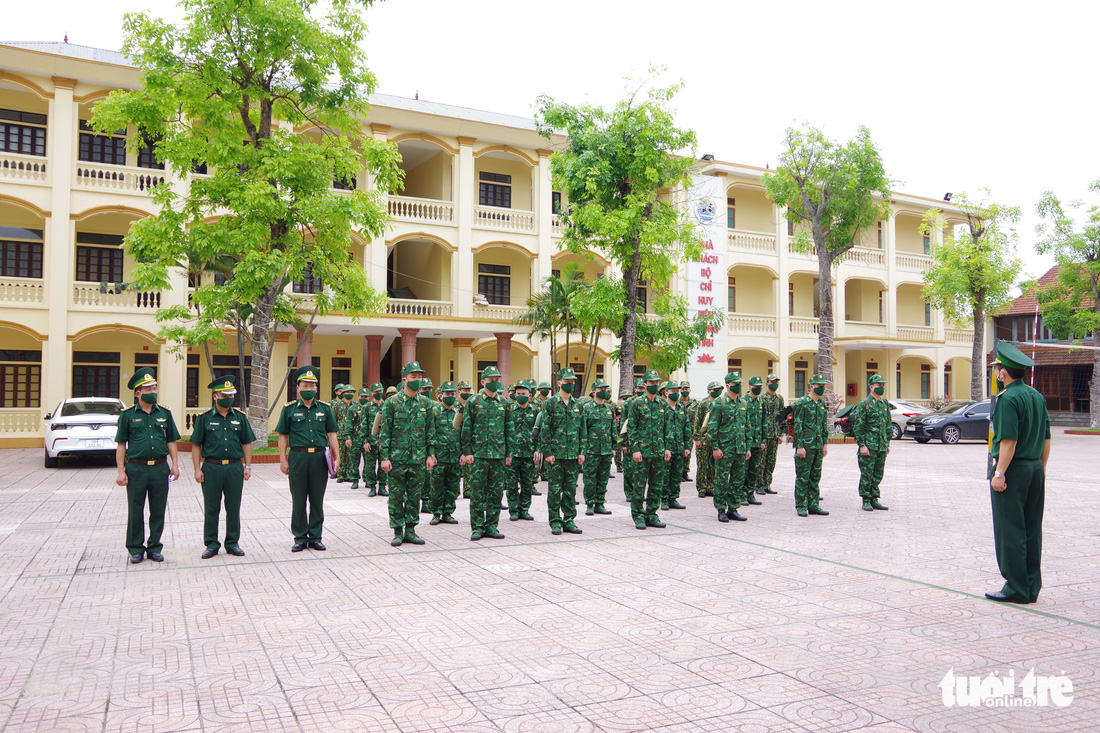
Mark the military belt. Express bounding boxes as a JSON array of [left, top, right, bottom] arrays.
[[128, 457, 167, 466], [290, 447, 322, 453], [206, 458, 241, 465]]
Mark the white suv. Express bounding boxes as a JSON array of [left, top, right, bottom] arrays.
[[43, 397, 125, 467]]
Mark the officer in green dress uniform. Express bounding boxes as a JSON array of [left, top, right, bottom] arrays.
[[190, 375, 256, 558], [623, 369, 670, 530], [792, 373, 830, 518], [460, 365, 514, 541], [276, 366, 339, 551], [986, 342, 1051, 604], [851, 374, 891, 511], [379, 361, 437, 547], [428, 381, 462, 526], [581, 378, 615, 516], [757, 373, 785, 495], [508, 379, 539, 521], [115, 368, 181, 564]]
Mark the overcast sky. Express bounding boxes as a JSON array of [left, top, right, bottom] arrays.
[[8, 0, 1098, 279]]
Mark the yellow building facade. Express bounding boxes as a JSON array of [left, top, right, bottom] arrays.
[[0, 42, 975, 446]]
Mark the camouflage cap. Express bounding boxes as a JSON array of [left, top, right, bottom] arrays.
[[439, 380, 456, 392], [342, 384, 356, 393], [661, 381, 679, 393], [707, 380, 722, 391], [592, 377, 609, 389], [867, 374, 886, 385], [679, 380, 690, 389], [557, 367, 577, 381], [419, 377, 433, 390], [370, 382, 384, 393], [358, 387, 370, 397], [642, 369, 661, 382], [748, 376, 764, 387], [481, 365, 501, 379], [456, 380, 472, 390], [633, 378, 644, 388], [809, 373, 827, 385], [724, 372, 743, 384], [401, 361, 424, 376]]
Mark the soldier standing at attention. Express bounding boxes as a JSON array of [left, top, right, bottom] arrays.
[[679, 381, 696, 482], [508, 379, 538, 522], [582, 378, 615, 516], [613, 387, 631, 475], [852, 374, 891, 512], [741, 377, 766, 506], [379, 362, 436, 546], [191, 375, 255, 559], [460, 366, 513, 541], [428, 381, 462, 527], [332, 384, 349, 482], [707, 372, 751, 523], [986, 343, 1050, 605], [619, 378, 646, 503], [339, 386, 365, 488], [115, 367, 180, 564], [536, 367, 586, 535], [624, 369, 670, 531], [357, 383, 386, 497], [792, 373, 830, 518], [276, 367, 339, 551], [694, 381, 721, 499], [660, 381, 691, 511], [456, 380, 474, 498], [756, 374, 785, 496], [535, 380, 553, 485]]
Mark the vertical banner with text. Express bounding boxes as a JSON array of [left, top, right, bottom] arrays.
[[685, 173, 727, 393]]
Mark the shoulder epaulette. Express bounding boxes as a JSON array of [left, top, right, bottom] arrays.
[[285, 400, 296, 407]]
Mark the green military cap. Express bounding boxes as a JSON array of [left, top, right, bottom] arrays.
[[993, 341, 1035, 370], [642, 369, 661, 381], [385, 385, 398, 396], [507, 383, 516, 392], [523, 379, 538, 390], [295, 365, 320, 384], [680, 380, 690, 389], [661, 381, 679, 392], [707, 380, 722, 390], [358, 386, 371, 397], [809, 373, 827, 385], [209, 374, 237, 394], [592, 377, 609, 389], [419, 377, 433, 389], [724, 372, 743, 384], [401, 361, 424, 376], [633, 377, 644, 388], [558, 367, 577, 381], [619, 387, 633, 397], [481, 365, 501, 379], [439, 380, 456, 392], [457, 380, 471, 390], [748, 376, 764, 387], [128, 368, 158, 391], [537, 381, 551, 390], [342, 384, 356, 393], [370, 382, 384, 393], [867, 374, 886, 385], [333, 383, 344, 395], [767, 373, 780, 382]]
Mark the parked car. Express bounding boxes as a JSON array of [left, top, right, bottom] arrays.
[[890, 400, 931, 440], [44, 397, 125, 467], [904, 399, 992, 444]]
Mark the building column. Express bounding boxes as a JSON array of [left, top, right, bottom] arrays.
[[365, 335, 383, 386], [398, 328, 419, 366], [368, 123, 391, 295], [494, 333, 514, 386], [455, 136, 476, 319], [295, 325, 316, 368], [451, 338, 474, 383]]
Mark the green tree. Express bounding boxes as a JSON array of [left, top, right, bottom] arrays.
[[536, 75, 702, 391], [629, 294, 724, 377], [1035, 181, 1100, 427], [920, 190, 1021, 401], [92, 0, 400, 438], [511, 263, 586, 385], [569, 273, 625, 393], [762, 124, 892, 408]]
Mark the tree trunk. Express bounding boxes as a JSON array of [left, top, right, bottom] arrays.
[[619, 239, 642, 392], [236, 315, 249, 407], [817, 248, 836, 413], [971, 300, 985, 402], [246, 281, 281, 442], [582, 324, 599, 395], [1092, 290, 1100, 429]]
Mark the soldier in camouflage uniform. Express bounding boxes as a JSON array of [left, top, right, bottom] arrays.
[[379, 362, 437, 546], [332, 384, 349, 482], [614, 387, 631, 475], [740, 377, 766, 506], [660, 381, 691, 511], [419, 377, 434, 401], [536, 381, 552, 485], [428, 381, 462, 526], [341, 387, 368, 489], [456, 380, 473, 498], [706, 372, 751, 523], [508, 379, 538, 522], [624, 369, 670, 530], [537, 368, 587, 535], [851, 374, 891, 512], [619, 378, 646, 503], [582, 378, 615, 516], [792, 373, 830, 517], [679, 381, 697, 482], [356, 382, 386, 496], [460, 366, 514, 541], [756, 373, 785, 496], [694, 380, 722, 498]]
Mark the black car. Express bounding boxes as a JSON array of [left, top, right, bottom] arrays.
[[904, 399, 992, 444]]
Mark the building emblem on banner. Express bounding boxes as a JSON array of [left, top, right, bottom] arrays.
[[694, 197, 717, 224]]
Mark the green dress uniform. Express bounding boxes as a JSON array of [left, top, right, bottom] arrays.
[[624, 374, 670, 528], [741, 384, 765, 504], [988, 344, 1051, 604], [582, 394, 615, 514], [851, 377, 891, 510], [115, 371, 180, 557], [694, 383, 721, 497], [190, 388, 256, 552], [661, 385, 692, 508], [275, 375, 338, 544], [460, 370, 514, 539], [706, 378, 751, 522], [509, 382, 539, 521], [538, 370, 587, 534], [792, 375, 829, 516], [758, 377, 785, 494], [379, 382, 436, 539], [429, 388, 462, 524]]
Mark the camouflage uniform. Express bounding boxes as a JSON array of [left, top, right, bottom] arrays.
[[582, 379, 615, 515], [706, 373, 751, 522], [613, 392, 629, 475], [536, 382, 552, 485], [792, 374, 830, 517], [624, 371, 670, 529], [429, 381, 462, 525], [757, 375, 785, 495], [693, 383, 720, 498], [341, 387, 369, 488], [460, 366, 514, 540], [508, 379, 538, 521], [379, 363, 437, 545], [661, 382, 692, 509], [332, 385, 350, 481], [851, 375, 891, 510], [741, 378, 765, 505], [539, 368, 587, 534], [619, 379, 646, 504], [456, 381, 473, 497]]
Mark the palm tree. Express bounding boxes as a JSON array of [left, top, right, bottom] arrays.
[[512, 262, 587, 385]]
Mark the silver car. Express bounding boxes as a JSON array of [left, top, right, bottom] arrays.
[[890, 400, 931, 440], [43, 397, 125, 467]]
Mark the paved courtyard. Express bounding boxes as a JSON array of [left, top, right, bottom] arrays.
[[0, 432, 1097, 732]]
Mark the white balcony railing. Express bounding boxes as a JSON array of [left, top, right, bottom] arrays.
[[551, 216, 563, 237], [0, 153, 48, 184], [74, 163, 165, 194], [385, 298, 454, 317], [0, 408, 43, 434], [0, 278, 45, 304], [897, 326, 935, 342], [473, 206, 535, 233], [388, 195, 454, 225], [787, 241, 817, 259], [472, 304, 527, 321], [789, 317, 820, 335], [727, 313, 777, 334], [845, 247, 886, 267], [728, 229, 777, 254], [896, 252, 933, 271], [72, 285, 162, 310], [947, 329, 975, 347]]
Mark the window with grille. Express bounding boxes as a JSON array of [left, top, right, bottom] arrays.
[[0, 350, 41, 408], [877, 221, 883, 249], [787, 220, 794, 236], [478, 263, 511, 305], [552, 191, 562, 215], [896, 363, 902, 397], [0, 108, 47, 156], [186, 354, 200, 407], [293, 263, 322, 294], [788, 283, 794, 316], [0, 232, 43, 279], [923, 235, 931, 255], [478, 172, 511, 208], [78, 120, 126, 165], [879, 291, 884, 323], [794, 371, 806, 398], [73, 365, 119, 399], [636, 280, 647, 312], [727, 198, 735, 229], [136, 134, 164, 170], [76, 232, 125, 282], [728, 277, 736, 312]]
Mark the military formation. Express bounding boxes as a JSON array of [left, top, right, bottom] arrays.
[[114, 361, 908, 561]]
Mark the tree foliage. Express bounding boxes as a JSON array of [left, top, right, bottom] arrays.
[[92, 0, 400, 437], [536, 73, 702, 388], [625, 295, 724, 377], [921, 190, 1021, 400]]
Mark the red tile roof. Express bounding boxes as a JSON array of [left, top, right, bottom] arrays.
[[1000, 265, 1061, 316], [986, 343, 1096, 367]]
